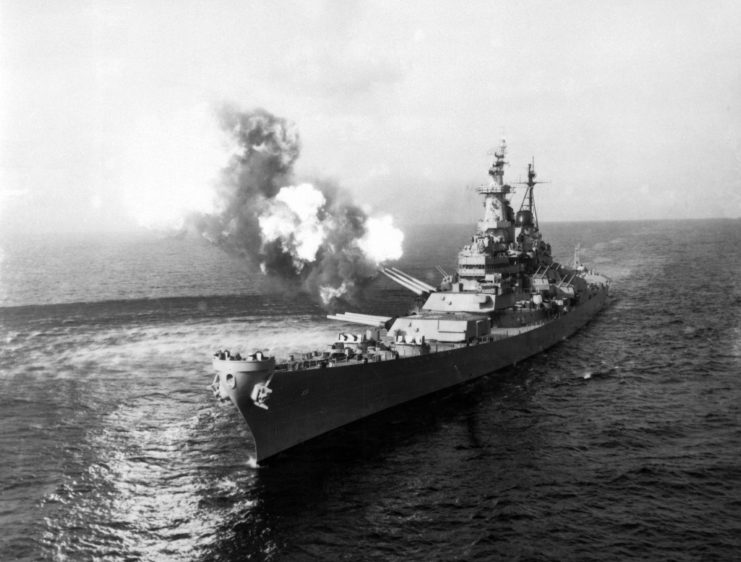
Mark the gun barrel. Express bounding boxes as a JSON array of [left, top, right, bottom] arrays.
[[327, 312, 391, 327], [386, 267, 437, 293], [380, 268, 424, 295]]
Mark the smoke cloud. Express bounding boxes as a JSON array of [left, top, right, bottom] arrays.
[[191, 105, 403, 306]]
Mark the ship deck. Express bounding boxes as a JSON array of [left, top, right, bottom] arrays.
[[273, 323, 543, 373]]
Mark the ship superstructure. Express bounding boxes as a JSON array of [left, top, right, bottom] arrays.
[[211, 143, 610, 463], [430, 143, 538, 308]]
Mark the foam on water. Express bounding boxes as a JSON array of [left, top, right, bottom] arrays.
[[2, 220, 741, 561]]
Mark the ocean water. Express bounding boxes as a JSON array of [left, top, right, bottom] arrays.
[[1, 220, 740, 561]]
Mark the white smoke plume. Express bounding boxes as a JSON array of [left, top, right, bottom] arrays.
[[258, 183, 328, 269], [190, 105, 404, 306]]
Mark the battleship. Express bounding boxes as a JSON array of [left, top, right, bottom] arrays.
[[212, 141, 610, 464]]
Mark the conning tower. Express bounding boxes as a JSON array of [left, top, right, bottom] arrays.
[[456, 140, 517, 290], [404, 142, 558, 314]]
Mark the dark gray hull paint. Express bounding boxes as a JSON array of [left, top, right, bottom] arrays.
[[222, 287, 608, 463]]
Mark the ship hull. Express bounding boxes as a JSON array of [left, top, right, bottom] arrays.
[[219, 287, 608, 463]]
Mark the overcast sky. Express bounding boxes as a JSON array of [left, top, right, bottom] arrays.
[[1, 0, 740, 235]]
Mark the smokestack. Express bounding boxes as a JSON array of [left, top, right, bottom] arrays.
[[190, 105, 403, 306]]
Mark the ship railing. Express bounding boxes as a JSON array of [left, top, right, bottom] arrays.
[[275, 357, 330, 371], [276, 353, 388, 371]]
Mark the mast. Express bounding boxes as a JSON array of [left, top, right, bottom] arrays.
[[513, 158, 553, 271], [515, 159, 548, 229]]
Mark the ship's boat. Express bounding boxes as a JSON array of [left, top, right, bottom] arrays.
[[212, 141, 610, 464]]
